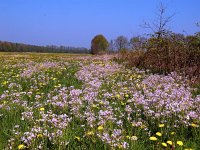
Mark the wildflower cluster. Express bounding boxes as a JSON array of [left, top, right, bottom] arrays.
[[0, 53, 199, 149]]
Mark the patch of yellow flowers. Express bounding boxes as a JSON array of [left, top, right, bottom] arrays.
[[18, 144, 26, 150]]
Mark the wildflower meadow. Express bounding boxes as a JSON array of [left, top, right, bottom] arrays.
[[0, 53, 200, 150]]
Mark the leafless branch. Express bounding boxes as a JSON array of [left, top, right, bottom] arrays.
[[141, 2, 175, 38]]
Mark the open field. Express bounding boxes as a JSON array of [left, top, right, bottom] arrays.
[[0, 52, 200, 150]]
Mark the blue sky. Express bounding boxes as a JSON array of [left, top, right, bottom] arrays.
[[0, 0, 199, 48]]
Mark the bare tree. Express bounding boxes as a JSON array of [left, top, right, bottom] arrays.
[[142, 2, 175, 38], [196, 22, 200, 27], [109, 40, 116, 51], [115, 36, 129, 51]]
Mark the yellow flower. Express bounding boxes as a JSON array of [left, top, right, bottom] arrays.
[[75, 136, 80, 141], [39, 107, 45, 111], [171, 132, 175, 135], [191, 123, 199, 127], [99, 101, 103, 105], [184, 148, 193, 150], [98, 126, 104, 131], [37, 134, 43, 138], [86, 131, 94, 136], [92, 104, 97, 108], [116, 94, 120, 99], [132, 123, 136, 127], [121, 102, 125, 106], [167, 140, 173, 145], [2, 81, 8, 85], [149, 136, 157, 141], [159, 124, 165, 128], [124, 94, 129, 98], [156, 132, 162, 136], [177, 141, 183, 146], [162, 142, 167, 147], [18, 144, 26, 150]]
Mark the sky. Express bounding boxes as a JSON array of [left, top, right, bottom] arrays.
[[0, 0, 200, 48]]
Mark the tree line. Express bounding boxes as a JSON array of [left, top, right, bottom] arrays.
[[0, 41, 90, 54], [90, 3, 200, 84]]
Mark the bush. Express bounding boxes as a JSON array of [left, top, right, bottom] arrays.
[[116, 32, 200, 84]]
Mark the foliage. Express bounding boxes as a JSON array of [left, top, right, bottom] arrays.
[[117, 32, 200, 84], [0, 41, 90, 54], [114, 2, 200, 84], [91, 35, 109, 54], [0, 53, 200, 150]]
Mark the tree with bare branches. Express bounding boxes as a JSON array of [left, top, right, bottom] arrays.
[[142, 2, 174, 39]]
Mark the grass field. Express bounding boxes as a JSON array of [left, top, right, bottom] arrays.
[[0, 52, 200, 150]]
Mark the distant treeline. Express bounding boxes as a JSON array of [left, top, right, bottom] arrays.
[[0, 41, 90, 54]]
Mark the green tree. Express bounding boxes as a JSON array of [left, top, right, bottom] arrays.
[[91, 34, 109, 54]]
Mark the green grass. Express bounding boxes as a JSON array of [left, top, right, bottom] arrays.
[[0, 53, 199, 150]]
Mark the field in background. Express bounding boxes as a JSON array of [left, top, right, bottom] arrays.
[[0, 52, 200, 150]]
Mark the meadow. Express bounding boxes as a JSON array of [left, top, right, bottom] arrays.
[[0, 52, 200, 150]]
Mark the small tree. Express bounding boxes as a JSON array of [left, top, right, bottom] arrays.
[[115, 36, 129, 51], [91, 34, 109, 54], [108, 40, 115, 52], [130, 36, 147, 51], [142, 2, 174, 39]]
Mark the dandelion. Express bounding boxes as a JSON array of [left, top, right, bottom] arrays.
[[177, 141, 183, 146], [2, 81, 8, 85], [98, 126, 104, 131], [162, 142, 167, 147], [121, 102, 125, 106], [156, 132, 162, 136], [171, 132, 175, 135], [86, 131, 94, 136], [99, 101, 103, 105], [124, 94, 129, 98], [37, 134, 43, 138], [159, 124, 165, 128], [18, 144, 26, 150], [39, 107, 45, 111], [167, 140, 173, 145], [92, 104, 97, 108], [149, 136, 157, 141], [116, 94, 120, 99], [191, 123, 199, 127], [75, 136, 80, 141]]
